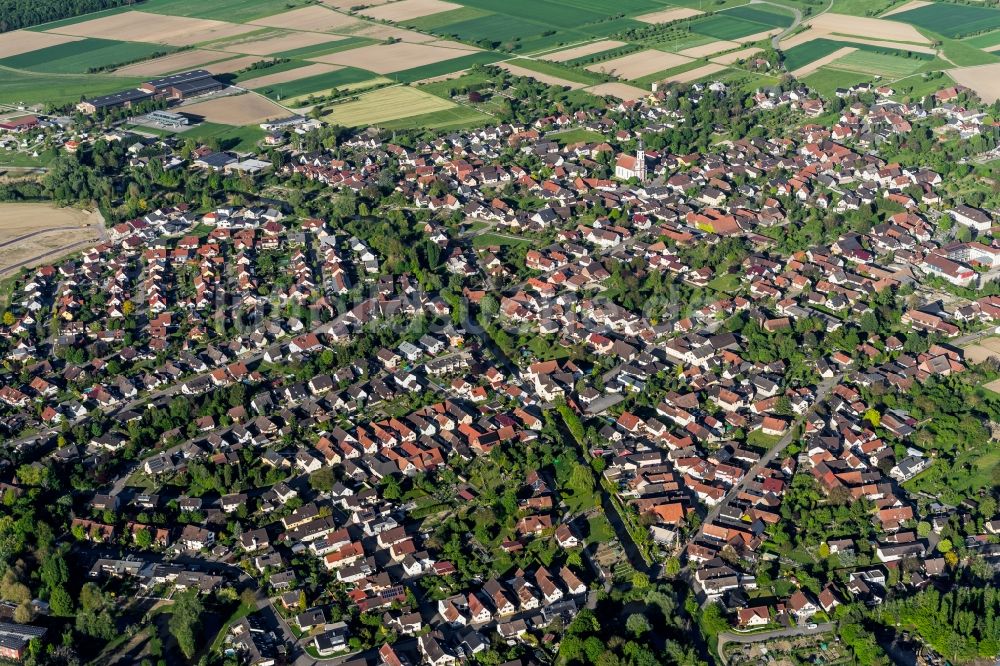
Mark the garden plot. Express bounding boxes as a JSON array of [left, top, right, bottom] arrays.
[[0, 31, 82, 59], [240, 63, 344, 89], [309, 41, 478, 73], [360, 0, 463, 22], [180, 93, 290, 125], [499, 62, 587, 88], [541, 40, 627, 62], [586, 49, 692, 79], [948, 62, 1000, 102], [634, 7, 702, 24], [45, 11, 257, 47], [585, 82, 648, 100], [679, 39, 740, 58], [114, 49, 234, 76], [248, 5, 364, 32], [221, 32, 347, 56]]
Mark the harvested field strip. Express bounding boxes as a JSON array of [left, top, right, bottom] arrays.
[[0, 31, 82, 59], [824, 33, 937, 54], [309, 42, 481, 75], [498, 62, 587, 88], [679, 39, 740, 58], [45, 10, 258, 46], [738, 28, 782, 44], [388, 51, 504, 83], [660, 61, 728, 83], [881, 0, 931, 17], [0, 38, 177, 74], [113, 49, 234, 76], [248, 5, 362, 32], [806, 12, 931, 44], [586, 49, 692, 79], [283, 76, 392, 105], [221, 32, 346, 57], [791, 46, 856, 77], [360, 0, 463, 22], [631, 58, 707, 87], [273, 37, 378, 60], [585, 82, 648, 100], [502, 58, 602, 84], [541, 40, 628, 62], [634, 7, 703, 24], [240, 63, 344, 89], [322, 86, 457, 126], [380, 106, 494, 130], [254, 67, 377, 100], [711, 46, 762, 64]]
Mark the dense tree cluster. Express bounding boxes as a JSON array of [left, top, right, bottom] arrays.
[[0, 0, 135, 32], [880, 587, 1000, 661]]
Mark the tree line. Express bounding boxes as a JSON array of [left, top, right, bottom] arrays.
[[0, 0, 137, 32]]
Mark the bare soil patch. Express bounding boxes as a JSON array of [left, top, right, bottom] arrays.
[[585, 82, 649, 100], [0, 31, 82, 59], [542, 40, 627, 62], [221, 31, 346, 56], [948, 62, 1000, 102], [114, 49, 233, 76], [634, 7, 702, 24], [499, 62, 586, 88], [711, 46, 762, 64], [180, 92, 290, 125], [360, 0, 463, 22], [46, 11, 257, 47], [679, 39, 740, 58], [309, 40, 476, 73], [249, 5, 364, 32], [791, 45, 857, 78], [0, 204, 102, 274], [586, 49, 692, 79], [241, 63, 344, 88]]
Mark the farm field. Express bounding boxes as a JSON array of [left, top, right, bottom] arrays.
[[587, 50, 692, 80], [584, 81, 649, 100], [498, 63, 587, 89], [541, 40, 628, 62], [379, 105, 494, 130], [963, 30, 1000, 49], [679, 39, 740, 58], [947, 62, 1000, 102], [136, 0, 314, 23], [247, 5, 362, 32], [360, 0, 463, 22], [711, 46, 762, 64], [827, 49, 924, 77], [220, 32, 348, 57], [0, 30, 82, 59], [0, 204, 103, 275], [252, 67, 378, 101], [387, 51, 504, 83], [801, 67, 875, 97], [502, 58, 602, 85], [308, 41, 479, 74], [113, 49, 236, 76], [660, 61, 728, 83], [322, 86, 460, 126], [43, 10, 257, 46], [0, 38, 176, 74], [634, 7, 703, 24], [805, 11, 931, 43], [180, 93, 291, 125], [890, 2, 1000, 38], [782, 37, 934, 75]]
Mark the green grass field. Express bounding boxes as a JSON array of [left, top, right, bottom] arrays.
[[721, 4, 795, 28], [801, 67, 874, 97], [963, 29, 1000, 49], [389, 51, 506, 83], [0, 69, 145, 105], [273, 37, 378, 60], [783, 38, 934, 73], [503, 58, 604, 84], [0, 38, 175, 74], [890, 3, 1000, 38], [827, 49, 925, 77], [404, 6, 494, 31], [252, 67, 377, 100], [139, 0, 312, 22], [379, 106, 494, 131]]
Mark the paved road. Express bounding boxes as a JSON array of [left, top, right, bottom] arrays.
[[684, 372, 844, 553], [717, 622, 835, 664]]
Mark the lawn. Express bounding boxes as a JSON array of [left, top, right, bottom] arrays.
[[890, 3, 1000, 39], [707, 273, 741, 293], [0, 38, 176, 74], [253, 67, 377, 100], [587, 513, 615, 544], [552, 128, 607, 144], [472, 232, 532, 248], [904, 442, 1000, 503], [747, 429, 782, 449]]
